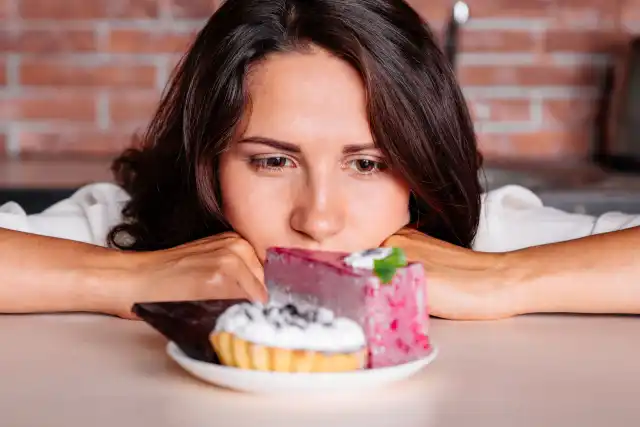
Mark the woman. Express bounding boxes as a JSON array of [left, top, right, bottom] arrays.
[[1, 0, 638, 320]]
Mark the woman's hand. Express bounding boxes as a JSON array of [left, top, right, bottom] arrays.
[[108, 232, 268, 320], [382, 227, 520, 320]]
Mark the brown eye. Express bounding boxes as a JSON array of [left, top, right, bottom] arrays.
[[356, 160, 376, 172], [251, 156, 294, 170], [265, 157, 289, 168], [349, 159, 385, 174]]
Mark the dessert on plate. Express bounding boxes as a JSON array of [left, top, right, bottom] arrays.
[[133, 246, 431, 373], [210, 301, 367, 372], [265, 246, 431, 369]]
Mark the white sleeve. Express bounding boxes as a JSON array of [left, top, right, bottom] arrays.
[[0, 183, 129, 247], [473, 185, 640, 253]]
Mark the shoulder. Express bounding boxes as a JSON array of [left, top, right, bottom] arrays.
[[473, 185, 639, 252], [0, 182, 131, 246], [51, 182, 130, 208]]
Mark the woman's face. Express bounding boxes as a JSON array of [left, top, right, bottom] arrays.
[[219, 47, 411, 260]]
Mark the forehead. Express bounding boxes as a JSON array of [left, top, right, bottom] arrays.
[[242, 47, 373, 145]]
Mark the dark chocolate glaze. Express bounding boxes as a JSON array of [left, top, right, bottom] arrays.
[[132, 299, 248, 363]]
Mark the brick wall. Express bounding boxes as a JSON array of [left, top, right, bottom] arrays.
[[0, 0, 636, 161]]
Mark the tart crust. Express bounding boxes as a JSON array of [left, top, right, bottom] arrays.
[[210, 331, 366, 373]]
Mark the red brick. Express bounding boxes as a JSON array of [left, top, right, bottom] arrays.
[[548, 1, 619, 29], [619, 0, 640, 29], [110, 0, 160, 18], [407, 0, 449, 26], [19, 0, 159, 19], [19, 0, 106, 19], [18, 130, 135, 156], [0, 58, 5, 86], [461, 30, 538, 53], [109, 91, 160, 127], [0, 29, 96, 53], [166, 0, 216, 19], [20, 60, 156, 88], [478, 130, 591, 160], [461, 0, 550, 18], [0, 0, 10, 20], [468, 99, 531, 122], [107, 29, 196, 54], [458, 64, 602, 87], [541, 98, 599, 128], [0, 92, 96, 122], [544, 30, 627, 53]]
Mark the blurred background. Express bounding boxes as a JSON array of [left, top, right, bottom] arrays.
[[1, 0, 640, 214]]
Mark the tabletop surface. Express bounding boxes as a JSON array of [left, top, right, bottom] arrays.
[[0, 313, 637, 427]]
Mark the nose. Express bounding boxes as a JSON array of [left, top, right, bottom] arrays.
[[289, 173, 345, 244]]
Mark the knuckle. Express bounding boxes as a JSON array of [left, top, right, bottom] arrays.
[[228, 237, 250, 252], [215, 250, 241, 269]]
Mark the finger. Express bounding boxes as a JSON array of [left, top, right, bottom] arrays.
[[207, 249, 268, 303], [231, 257, 268, 303], [225, 240, 265, 284], [167, 232, 240, 254], [239, 251, 265, 285]]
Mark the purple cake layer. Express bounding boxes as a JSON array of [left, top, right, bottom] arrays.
[[265, 247, 431, 368]]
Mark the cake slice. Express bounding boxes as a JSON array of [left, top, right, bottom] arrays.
[[264, 247, 431, 368]]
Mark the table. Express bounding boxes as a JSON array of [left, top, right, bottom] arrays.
[[0, 314, 637, 427]]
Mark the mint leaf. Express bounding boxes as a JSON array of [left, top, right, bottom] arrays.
[[373, 247, 408, 284], [374, 262, 396, 284], [387, 247, 407, 267]]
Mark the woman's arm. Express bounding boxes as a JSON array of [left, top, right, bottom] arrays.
[[0, 183, 266, 318], [506, 226, 640, 315], [384, 225, 640, 319], [0, 227, 267, 318], [0, 228, 136, 314], [0, 184, 137, 314]]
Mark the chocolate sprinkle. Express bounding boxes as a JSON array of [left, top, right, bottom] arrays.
[[243, 302, 337, 330]]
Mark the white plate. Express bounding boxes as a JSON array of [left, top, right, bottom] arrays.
[[166, 341, 438, 394]]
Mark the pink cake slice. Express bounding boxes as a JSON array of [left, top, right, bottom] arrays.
[[264, 247, 431, 368]]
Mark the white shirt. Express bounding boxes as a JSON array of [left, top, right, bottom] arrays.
[[0, 183, 638, 252]]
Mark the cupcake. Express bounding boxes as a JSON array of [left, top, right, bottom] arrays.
[[209, 301, 367, 373]]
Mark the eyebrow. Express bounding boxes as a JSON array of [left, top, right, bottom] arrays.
[[238, 137, 377, 154]]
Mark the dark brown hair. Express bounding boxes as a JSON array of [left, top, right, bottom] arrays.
[[108, 0, 482, 251]]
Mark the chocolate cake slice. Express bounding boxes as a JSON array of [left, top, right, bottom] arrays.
[[132, 299, 248, 363]]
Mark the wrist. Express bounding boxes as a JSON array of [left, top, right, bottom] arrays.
[[489, 251, 529, 316], [468, 251, 531, 318], [497, 249, 564, 316], [78, 249, 148, 317]]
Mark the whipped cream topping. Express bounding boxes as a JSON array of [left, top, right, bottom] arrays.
[[213, 302, 366, 353], [343, 247, 393, 269]]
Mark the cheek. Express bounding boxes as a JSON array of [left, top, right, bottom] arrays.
[[345, 178, 410, 243], [218, 156, 291, 255]]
